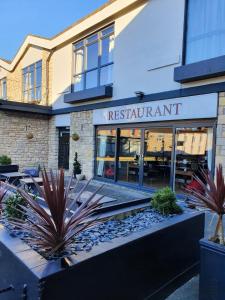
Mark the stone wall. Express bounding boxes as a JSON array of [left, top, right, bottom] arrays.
[[48, 116, 59, 171], [216, 93, 225, 176], [0, 111, 49, 170], [70, 111, 94, 179]]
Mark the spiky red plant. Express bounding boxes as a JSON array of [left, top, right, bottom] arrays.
[[10, 169, 104, 257], [186, 164, 225, 244]]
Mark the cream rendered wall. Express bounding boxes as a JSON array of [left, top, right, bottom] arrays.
[[113, 0, 184, 100], [50, 44, 74, 109], [0, 68, 8, 80], [20, 46, 43, 68]]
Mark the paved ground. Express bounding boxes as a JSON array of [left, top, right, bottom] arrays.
[[166, 276, 199, 300]]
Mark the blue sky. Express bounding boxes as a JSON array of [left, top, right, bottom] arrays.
[[0, 0, 107, 60]]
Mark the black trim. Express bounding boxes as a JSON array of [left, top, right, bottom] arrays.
[[64, 85, 113, 103], [0, 100, 51, 115], [181, 0, 188, 65], [53, 81, 225, 115], [174, 55, 225, 83], [1, 80, 224, 116]]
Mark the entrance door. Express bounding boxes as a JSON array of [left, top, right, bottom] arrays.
[[142, 128, 173, 189], [117, 128, 142, 185], [58, 128, 70, 170]]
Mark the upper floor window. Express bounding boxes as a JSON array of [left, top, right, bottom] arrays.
[[0, 78, 7, 100], [185, 0, 225, 64], [23, 60, 42, 102], [73, 25, 114, 92]]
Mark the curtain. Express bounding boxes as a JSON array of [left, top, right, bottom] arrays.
[[186, 0, 225, 64]]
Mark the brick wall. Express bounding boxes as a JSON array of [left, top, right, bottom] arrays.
[[216, 93, 225, 176], [0, 111, 49, 170], [70, 111, 94, 179]]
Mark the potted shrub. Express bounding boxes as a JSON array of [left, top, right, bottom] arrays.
[[0, 155, 11, 165], [151, 186, 183, 215], [0, 155, 19, 175], [186, 164, 225, 300], [73, 152, 84, 180]]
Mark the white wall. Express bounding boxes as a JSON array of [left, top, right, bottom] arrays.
[[113, 0, 184, 100], [51, 44, 74, 109], [20, 46, 43, 68], [0, 67, 8, 80]]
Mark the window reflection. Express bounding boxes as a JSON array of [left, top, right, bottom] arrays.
[[143, 128, 173, 189], [96, 129, 116, 179], [175, 127, 213, 195], [118, 129, 141, 184], [73, 25, 114, 91]]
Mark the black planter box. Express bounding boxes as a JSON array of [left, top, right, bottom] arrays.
[[0, 212, 204, 300], [0, 165, 19, 174], [199, 238, 225, 300]]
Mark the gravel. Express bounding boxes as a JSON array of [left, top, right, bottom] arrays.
[[1, 207, 175, 258], [71, 208, 171, 253]]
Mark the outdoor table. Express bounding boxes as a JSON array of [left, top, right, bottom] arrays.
[[0, 172, 29, 185], [20, 177, 43, 188]]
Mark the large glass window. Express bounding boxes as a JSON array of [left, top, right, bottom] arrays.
[[96, 129, 116, 180], [174, 127, 213, 194], [73, 25, 114, 91], [95, 125, 214, 194], [185, 0, 225, 64], [0, 78, 7, 99], [22, 61, 42, 102]]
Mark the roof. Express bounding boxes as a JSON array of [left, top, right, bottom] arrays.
[[0, 0, 144, 72]]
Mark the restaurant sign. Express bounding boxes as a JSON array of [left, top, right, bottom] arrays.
[[93, 93, 218, 125]]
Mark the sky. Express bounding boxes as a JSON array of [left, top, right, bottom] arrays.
[[0, 0, 108, 61]]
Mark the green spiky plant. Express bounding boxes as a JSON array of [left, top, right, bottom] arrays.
[[151, 186, 183, 215], [4, 193, 27, 220], [9, 169, 104, 257], [186, 164, 225, 245]]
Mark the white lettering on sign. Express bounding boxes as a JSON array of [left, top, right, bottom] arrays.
[[93, 93, 218, 125]]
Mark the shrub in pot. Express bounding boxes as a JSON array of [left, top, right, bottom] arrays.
[[4, 192, 27, 220], [151, 187, 183, 215], [73, 152, 84, 180], [0, 155, 11, 165], [186, 164, 225, 300]]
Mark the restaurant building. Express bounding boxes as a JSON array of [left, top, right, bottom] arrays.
[[0, 0, 224, 195]]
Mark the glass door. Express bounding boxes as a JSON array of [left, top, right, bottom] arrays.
[[117, 128, 142, 185], [142, 128, 173, 189], [174, 127, 213, 195], [96, 129, 116, 180]]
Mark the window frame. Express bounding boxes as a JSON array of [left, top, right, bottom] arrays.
[[94, 120, 217, 193], [22, 60, 42, 102], [0, 77, 7, 100], [182, 0, 225, 65], [73, 24, 114, 92]]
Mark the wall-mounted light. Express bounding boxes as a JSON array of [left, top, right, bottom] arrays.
[[135, 91, 145, 100]]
